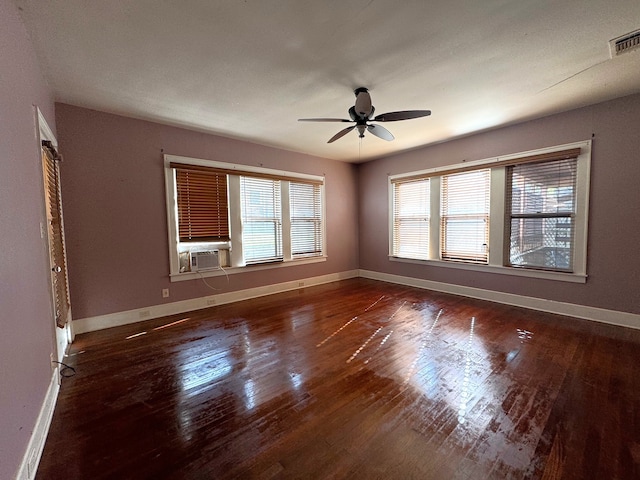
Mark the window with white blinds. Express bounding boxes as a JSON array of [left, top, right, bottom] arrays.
[[166, 156, 326, 277], [392, 178, 430, 259], [440, 169, 490, 263], [290, 182, 323, 257], [507, 158, 577, 271], [388, 142, 590, 281], [240, 177, 283, 264]]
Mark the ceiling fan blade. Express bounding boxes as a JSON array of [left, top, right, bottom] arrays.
[[367, 124, 394, 141], [373, 110, 432, 122], [328, 125, 356, 143], [298, 118, 352, 123]]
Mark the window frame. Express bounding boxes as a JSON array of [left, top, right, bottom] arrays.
[[165, 155, 326, 282], [388, 140, 591, 283]]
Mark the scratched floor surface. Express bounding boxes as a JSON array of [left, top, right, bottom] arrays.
[[37, 278, 640, 479]]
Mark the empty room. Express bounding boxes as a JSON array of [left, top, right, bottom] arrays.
[[3, 1, 640, 479]]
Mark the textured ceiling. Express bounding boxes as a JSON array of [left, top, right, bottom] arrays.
[[15, 0, 640, 162]]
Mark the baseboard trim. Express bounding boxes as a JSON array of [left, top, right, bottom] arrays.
[[359, 269, 640, 330], [74, 268, 640, 334], [74, 270, 360, 334], [15, 371, 59, 480]]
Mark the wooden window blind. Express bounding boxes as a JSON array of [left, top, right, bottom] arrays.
[[392, 178, 430, 259], [240, 177, 283, 264], [174, 168, 229, 242], [441, 169, 490, 263], [506, 158, 577, 271], [42, 143, 71, 328], [290, 182, 323, 257]]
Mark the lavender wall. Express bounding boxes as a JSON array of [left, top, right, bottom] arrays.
[[359, 93, 640, 316], [55, 104, 359, 321], [0, 0, 58, 478]]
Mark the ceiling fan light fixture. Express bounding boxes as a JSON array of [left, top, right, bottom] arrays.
[[299, 87, 431, 143]]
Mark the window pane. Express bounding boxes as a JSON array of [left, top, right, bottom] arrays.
[[507, 159, 577, 271], [441, 169, 489, 263], [509, 217, 573, 270], [511, 160, 576, 215], [240, 177, 282, 263], [290, 182, 323, 257], [392, 179, 430, 259]]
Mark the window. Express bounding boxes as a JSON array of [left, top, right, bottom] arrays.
[[388, 141, 591, 282], [392, 178, 430, 260], [507, 159, 577, 271], [240, 177, 282, 264], [290, 182, 323, 257], [175, 168, 229, 242], [165, 155, 325, 280], [440, 169, 490, 264]]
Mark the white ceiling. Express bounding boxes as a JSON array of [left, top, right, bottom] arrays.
[[15, 0, 640, 162]]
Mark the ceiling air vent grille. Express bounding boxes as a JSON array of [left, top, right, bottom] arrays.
[[610, 29, 640, 57]]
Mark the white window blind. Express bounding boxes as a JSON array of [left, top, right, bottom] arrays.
[[392, 178, 430, 259], [290, 182, 323, 257], [441, 169, 490, 263], [507, 158, 577, 271], [240, 177, 283, 264]]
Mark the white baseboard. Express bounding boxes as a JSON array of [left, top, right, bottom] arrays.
[[74, 268, 640, 334], [74, 270, 359, 334], [359, 269, 640, 330], [15, 371, 59, 480]]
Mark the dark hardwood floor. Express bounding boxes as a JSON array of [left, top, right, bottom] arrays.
[[37, 278, 640, 479]]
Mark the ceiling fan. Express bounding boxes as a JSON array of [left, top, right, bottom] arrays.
[[299, 87, 431, 143]]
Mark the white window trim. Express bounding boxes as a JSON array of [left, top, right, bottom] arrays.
[[388, 140, 591, 283], [164, 155, 326, 282]]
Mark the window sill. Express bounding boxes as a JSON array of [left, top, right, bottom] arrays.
[[170, 255, 327, 282], [388, 256, 587, 283]]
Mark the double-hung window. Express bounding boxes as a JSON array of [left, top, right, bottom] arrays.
[[290, 182, 323, 257], [165, 155, 325, 279], [440, 169, 490, 264], [392, 178, 431, 260], [506, 159, 577, 271], [240, 177, 283, 264], [388, 141, 591, 282]]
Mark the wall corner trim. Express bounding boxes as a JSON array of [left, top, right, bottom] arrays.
[[359, 269, 640, 330], [15, 371, 60, 480]]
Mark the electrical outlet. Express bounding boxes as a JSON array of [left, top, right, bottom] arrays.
[[139, 310, 151, 318], [298, 282, 304, 287], [207, 298, 216, 306], [162, 288, 169, 298]]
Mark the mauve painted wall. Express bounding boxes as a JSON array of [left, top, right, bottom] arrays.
[[359, 93, 640, 317], [0, 0, 58, 478], [55, 104, 359, 321]]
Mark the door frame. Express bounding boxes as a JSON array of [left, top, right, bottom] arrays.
[[37, 107, 74, 362]]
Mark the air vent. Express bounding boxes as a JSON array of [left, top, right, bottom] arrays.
[[610, 29, 640, 57]]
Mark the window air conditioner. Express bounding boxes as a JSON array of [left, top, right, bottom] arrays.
[[190, 250, 219, 271]]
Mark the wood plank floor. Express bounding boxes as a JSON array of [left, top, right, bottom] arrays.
[[37, 278, 640, 479]]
